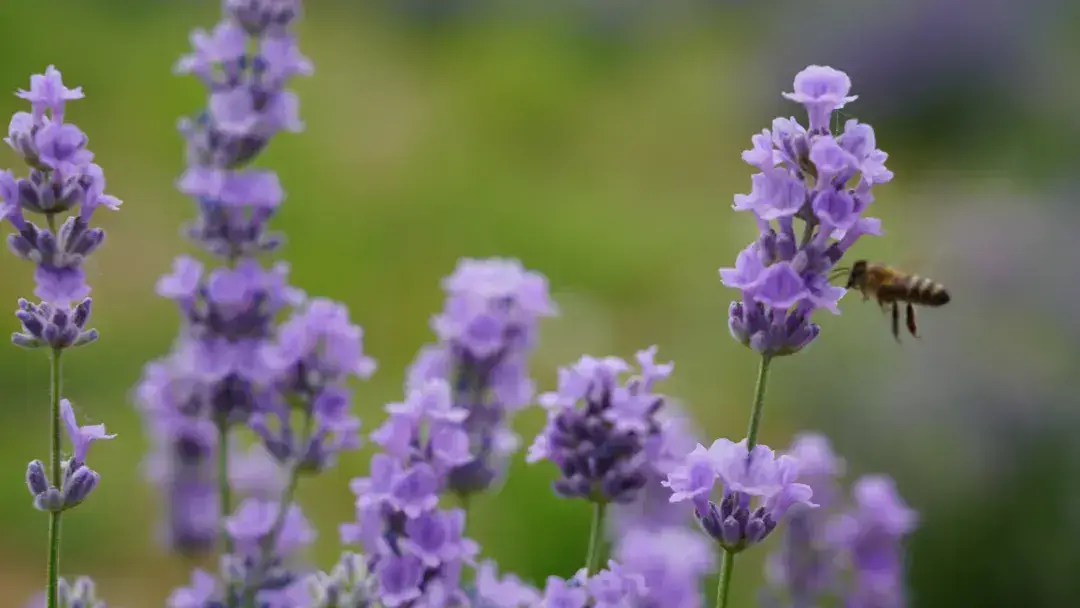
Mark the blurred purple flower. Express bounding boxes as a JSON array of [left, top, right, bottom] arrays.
[[608, 405, 700, 535], [473, 560, 542, 607], [723, 65, 889, 357], [341, 375, 480, 606], [830, 476, 918, 608], [528, 346, 674, 505], [406, 257, 557, 498], [761, 435, 918, 608], [614, 526, 715, 608]]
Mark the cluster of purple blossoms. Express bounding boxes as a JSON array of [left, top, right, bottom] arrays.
[[524, 535, 715, 608], [527, 347, 675, 504], [134, 0, 316, 556], [663, 438, 816, 552], [1, 66, 120, 608], [2, 66, 122, 327], [168, 499, 317, 607], [761, 433, 918, 608], [721, 65, 892, 356], [340, 378, 480, 606], [408, 257, 557, 498]]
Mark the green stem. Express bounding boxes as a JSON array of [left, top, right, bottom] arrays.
[[715, 354, 774, 608], [46, 349, 63, 608], [241, 411, 311, 608], [584, 501, 607, 575], [745, 355, 773, 449], [716, 549, 735, 608], [217, 420, 233, 556]]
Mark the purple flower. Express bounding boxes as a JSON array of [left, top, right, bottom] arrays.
[[225, 498, 315, 557], [343, 376, 480, 606], [528, 347, 674, 505], [250, 298, 375, 472], [474, 561, 541, 607], [614, 527, 715, 608], [664, 438, 816, 552], [781, 65, 858, 133], [725, 65, 888, 357], [608, 405, 701, 535], [760, 437, 918, 608], [167, 569, 219, 608], [405, 257, 557, 497], [761, 433, 847, 607], [377, 555, 425, 607], [26, 399, 115, 513], [2, 68, 120, 317], [17, 65, 84, 122], [540, 576, 588, 608], [12, 297, 98, 350], [830, 476, 918, 608], [61, 399, 115, 464]]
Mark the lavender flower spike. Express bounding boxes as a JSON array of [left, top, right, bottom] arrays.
[[723, 65, 890, 357], [664, 437, 816, 553], [761, 432, 847, 607], [830, 475, 918, 608], [3, 66, 119, 346], [528, 346, 675, 505], [409, 257, 557, 497], [136, 0, 311, 563]]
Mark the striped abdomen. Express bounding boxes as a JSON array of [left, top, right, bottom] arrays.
[[898, 274, 950, 307]]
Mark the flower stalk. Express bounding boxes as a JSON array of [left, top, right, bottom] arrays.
[[584, 501, 608, 576], [715, 355, 774, 608], [46, 349, 62, 608]]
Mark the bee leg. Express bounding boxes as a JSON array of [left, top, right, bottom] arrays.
[[891, 302, 901, 343], [906, 302, 919, 338]]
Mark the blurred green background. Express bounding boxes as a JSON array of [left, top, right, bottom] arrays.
[[2, 0, 1080, 605]]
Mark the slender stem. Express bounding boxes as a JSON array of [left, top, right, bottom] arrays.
[[584, 501, 607, 575], [715, 354, 774, 608], [745, 355, 773, 449], [217, 419, 233, 556], [46, 349, 63, 608], [716, 549, 735, 608], [241, 411, 312, 608]]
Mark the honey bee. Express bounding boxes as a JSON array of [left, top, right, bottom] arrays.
[[831, 260, 951, 342]]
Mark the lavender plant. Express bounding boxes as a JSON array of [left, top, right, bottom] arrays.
[[12, 4, 927, 603], [668, 64, 896, 608], [1, 65, 121, 608], [527, 347, 680, 575], [761, 434, 918, 608]]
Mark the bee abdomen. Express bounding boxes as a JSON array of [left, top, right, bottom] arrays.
[[908, 275, 950, 307]]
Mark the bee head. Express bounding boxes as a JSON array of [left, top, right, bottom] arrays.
[[846, 259, 868, 288]]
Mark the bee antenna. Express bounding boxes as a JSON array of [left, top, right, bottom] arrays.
[[828, 266, 850, 281]]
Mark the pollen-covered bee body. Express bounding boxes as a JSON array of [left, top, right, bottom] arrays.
[[838, 259, 951, 342]]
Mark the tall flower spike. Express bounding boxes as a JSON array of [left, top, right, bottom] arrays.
[[408, 257, 557, 498], [722, 65, 890, 357], [664, 438, 816, 553], [830, 475, 918, 607], [761, 432, 847, 607], [135, 0, 311, 561], [3, 68, 121, 311], [528, 346, 674, 505], [341, 377, 480, 606]]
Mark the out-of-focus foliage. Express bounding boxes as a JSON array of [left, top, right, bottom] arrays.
[[0, 1, 1077, 605]]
